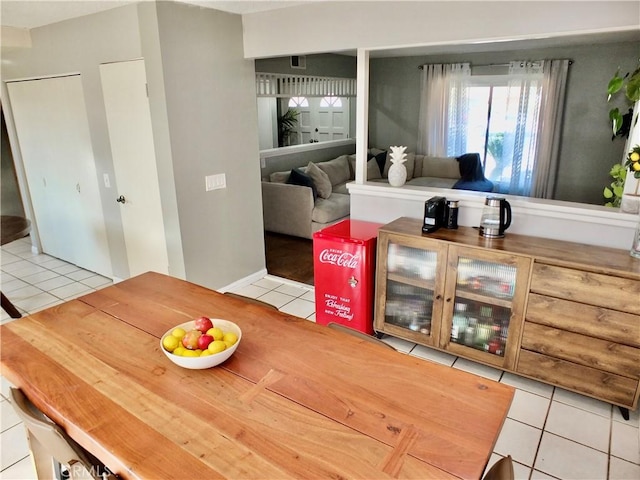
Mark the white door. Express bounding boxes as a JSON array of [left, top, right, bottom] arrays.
[[290, 96, 349, 144], [7, 75, 112, 276], [100, 60, 169, 276], [315, 96, 348, 141]]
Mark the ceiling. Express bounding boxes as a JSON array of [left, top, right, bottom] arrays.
[[0, 0, 309, 29], [1, 0, 637, 57]]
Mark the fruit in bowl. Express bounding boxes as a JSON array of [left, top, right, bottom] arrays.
[[161, 318, 241, 369]]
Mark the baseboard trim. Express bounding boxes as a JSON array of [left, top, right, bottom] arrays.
[[218, 268, 268, 293], [264, 274, 314, 291]]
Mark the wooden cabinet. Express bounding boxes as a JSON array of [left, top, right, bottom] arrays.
[[375, 217, 640, 411], [518, 264, 640, 408], [375, 218, 532, 369]]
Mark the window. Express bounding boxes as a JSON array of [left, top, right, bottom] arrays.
[[448, 74, 542, 194], [421, 62, 548, 196], [288, 96, 309, 107], [320, 96, 342, 107]]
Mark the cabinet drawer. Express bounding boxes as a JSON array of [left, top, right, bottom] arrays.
[[531, 264, 640, 314], [526, 294, 640, 348], [521, 322, 640, 378], [517, 350, 638, 408]]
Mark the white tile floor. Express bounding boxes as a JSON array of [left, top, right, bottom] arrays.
[[1, 236, 639, 479]]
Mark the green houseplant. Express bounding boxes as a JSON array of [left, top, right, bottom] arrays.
[[277, 108, 299, 147], [607, 65, 640, 138], [603, 64, 640, 207]]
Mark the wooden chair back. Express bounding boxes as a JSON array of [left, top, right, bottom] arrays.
[[9, 388, 117, 479], [482, 455, 514, 480]]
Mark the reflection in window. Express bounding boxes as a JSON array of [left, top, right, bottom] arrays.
[[320, 96, 342, 107], [288, 96, 309, 107]]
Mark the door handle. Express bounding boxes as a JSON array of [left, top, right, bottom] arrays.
[[116, 195, 126, 204]]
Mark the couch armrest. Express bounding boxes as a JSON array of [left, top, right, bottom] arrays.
[[261, 182, 315, 239]]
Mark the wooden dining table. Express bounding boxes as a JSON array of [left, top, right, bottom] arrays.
[[0, 272, 514, 479]]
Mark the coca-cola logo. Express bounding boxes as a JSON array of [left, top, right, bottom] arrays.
[[318, 249, 360, 268]]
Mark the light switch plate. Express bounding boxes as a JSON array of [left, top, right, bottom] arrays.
[[205, 173, 226, 191], [103, 173, 111, 188]]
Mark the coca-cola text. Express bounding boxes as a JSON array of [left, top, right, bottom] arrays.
[[318, 249, 360, 268]]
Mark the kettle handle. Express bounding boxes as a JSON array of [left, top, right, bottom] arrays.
[[502, 200, 512, 232]]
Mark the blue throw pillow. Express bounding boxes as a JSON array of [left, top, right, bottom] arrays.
[[368, 151, 388, 176], [287, 168, 318, 201]]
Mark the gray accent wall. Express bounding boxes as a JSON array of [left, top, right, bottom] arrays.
[[255, 53, 356, 77], [153, 1, 264, 290], [368, 40, 639, 205]]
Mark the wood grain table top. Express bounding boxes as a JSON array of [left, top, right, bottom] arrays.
[[0, 272, 514, 479]]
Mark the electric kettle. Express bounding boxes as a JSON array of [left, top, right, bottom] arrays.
[[479, 197, 511, 238]]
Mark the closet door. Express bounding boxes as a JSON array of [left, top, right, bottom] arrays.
[[100, 59, 169, 276], [7, 75, 112, 276]]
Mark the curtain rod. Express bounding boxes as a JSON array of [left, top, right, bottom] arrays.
[[418, 60, 573, 70]]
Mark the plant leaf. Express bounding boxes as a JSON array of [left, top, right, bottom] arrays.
[[626, 74, 640, 102], [609, 108, 623, 135], [603, 187, 613, 198], [607, 73, 624, 100]]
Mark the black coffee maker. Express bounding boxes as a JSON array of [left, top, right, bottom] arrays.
[[422, 196, 447, 233]]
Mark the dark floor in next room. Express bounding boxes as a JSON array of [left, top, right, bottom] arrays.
[[264, 231, 314, 285]]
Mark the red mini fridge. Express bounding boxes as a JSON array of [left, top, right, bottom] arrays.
[[313, 219, 383, 335]]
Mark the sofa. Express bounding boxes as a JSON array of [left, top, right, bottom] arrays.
[[262, 155, 353, 239], [261, 150, 492, 239]]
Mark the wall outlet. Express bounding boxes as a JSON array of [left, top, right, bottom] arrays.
[[103, 173, 111, 188], [205, 173, 226, 191]]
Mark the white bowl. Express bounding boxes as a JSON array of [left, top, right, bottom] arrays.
[[160, 319, 242, 369]]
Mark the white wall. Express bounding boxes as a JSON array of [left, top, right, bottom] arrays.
[[242, 1, 639, 58], [348, 183, 638, 250]]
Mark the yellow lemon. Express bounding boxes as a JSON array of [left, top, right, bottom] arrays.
[[222, 332, 238, 346], [630, 152, 640, 162], [172, 346, 186, 356], [208, 340, 227, 354], [171, 327, 186, 340], [200, 350, 213, 356], [633, 162, 640, 172], [206, 327, 224, 341], [181, 349, 199, 357], [162, 335, 180, 352]]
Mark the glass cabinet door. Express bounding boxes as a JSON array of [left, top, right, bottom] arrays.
[[375, 237, 447, 347], [442, 246, 531, 368]]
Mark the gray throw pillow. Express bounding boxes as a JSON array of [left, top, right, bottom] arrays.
[[306, 161, 332, 198]]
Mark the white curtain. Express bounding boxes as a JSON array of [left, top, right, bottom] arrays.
[[499, 61, 544, 196], [417, 63, 470, 156], [499, 60, 568, 197], [531, 59, 570, 198]]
